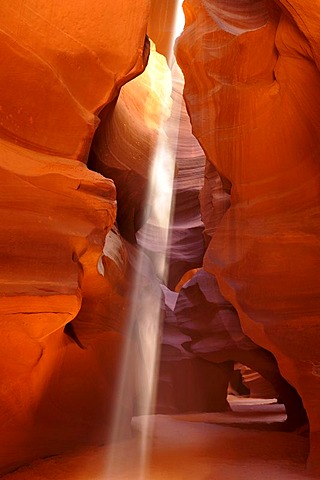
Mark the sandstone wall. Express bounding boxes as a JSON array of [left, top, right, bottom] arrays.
[[176, 0, 320, 470], [0, 0, 150, 473]]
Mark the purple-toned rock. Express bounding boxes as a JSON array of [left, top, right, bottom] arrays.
[[174, 268, 307, 428]]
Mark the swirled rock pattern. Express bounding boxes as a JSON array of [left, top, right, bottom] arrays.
[[166, 64, 206, 288], [176, 0, 320, 470], [136, 63, 206, 286], [148, 0, 181, 59], [0, 0, 149, 160], [90, 42, 171, 243], [157, 282, 233, 414], [0, 0, 149, 474], [174, 267, 307, 426]]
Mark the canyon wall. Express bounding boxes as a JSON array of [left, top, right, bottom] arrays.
[[148, 0, 181, 58], [0, 0, 150, 473], [2, 0, 320, 474], [176, 0, 320, 471], [90, 41, 172, 243]]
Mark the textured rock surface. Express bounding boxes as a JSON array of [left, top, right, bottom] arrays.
[[1, 0, 150, 160], [3, 0, 320, 474], [240, 366, 277, 399], [157, 285, 232, 413], [0, 0, 150, 473], [166, 65, 206, 289], [90, 42, 171, 243], [176, 0, 320, 470], [148, 0, 181, 59], [174, 268, 306, 426], [136, 63, 206, 287], [199, 160, 230, 247], [0, 142, 125, 473]]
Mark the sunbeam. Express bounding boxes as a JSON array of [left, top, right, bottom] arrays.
[[105, 1, 185, 478]]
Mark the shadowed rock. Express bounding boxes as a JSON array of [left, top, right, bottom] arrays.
[[174, 268, 308, 431]]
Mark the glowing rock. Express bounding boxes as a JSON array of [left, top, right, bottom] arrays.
[[0, 0, 149, 160], [135, 62, 206, 285], [176, 0, 320, 469], [90, 42, 172, 242], [0, 140, 121, 473], [166, 64, 206, 288], [148, 0, 182, 59], [0, 0, 150, 473], [199, 160, 230, 246]]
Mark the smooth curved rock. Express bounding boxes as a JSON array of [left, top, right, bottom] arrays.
[[156, 284, 233, 413], [90, 42, 171, 242], [199, 160, 230, 246], [148, 0, 182, 59], [135, 62, 206, 287], [174, 268, 307, 428], [240, 366, 277, 399], [0, 142, 122, 473], [0, 0, 150, 473], [0, 0, 150, 160], [166, 64, 206, 288], [201, 0, 269, 35], [176, 0, 320, 469]]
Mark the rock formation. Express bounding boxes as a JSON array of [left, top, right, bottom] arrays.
[[2, 0, 320, 474], [148, 0, 182, 59], [157, 283, 233, 414], [174, 268, 307, 427], [0, 0, 150, 474], [136, 63, 206, 288], [90, 41, 172, 243], [1, 1, 150, 160], [176, 0, 320, 470]]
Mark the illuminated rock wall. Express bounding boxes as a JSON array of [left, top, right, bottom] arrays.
[[90, 42, 172, 243], [176, 0, 320, 470], [166, 64, 206, 289], [135, 62, 206, 287], [2, 0, 320, 474], [148, 0, 180, 58], [0, 0, 150, 473]]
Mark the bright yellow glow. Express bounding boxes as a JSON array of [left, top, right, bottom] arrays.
[[105, 1, 185, 478], [175, 0, 186, 38]]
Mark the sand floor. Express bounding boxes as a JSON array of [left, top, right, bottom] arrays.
[[2, 397, 318, 480]]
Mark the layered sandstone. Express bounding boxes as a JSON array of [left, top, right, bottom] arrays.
[[90, 42, 171, 243], [174, 268, 306, 426], [136, 63, 206, 287], [148, 0, 181, 59], [176, 0, 320, 470], [3, 0, 320, 474], [0, 0, 149, 160], [166, 64, 206, 288], [0, 141, 126, 473], [157, 282, 233, 414], [0, 0, 150, 473]]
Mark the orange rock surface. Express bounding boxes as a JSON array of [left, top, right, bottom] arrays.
[[136, 62, 206, 287], [174, 267, 306, 427], [148, 0, 181, 59], [1, 0, 150, 160], [176, 0, 320, 470], [3, 0, 320, 474], [90, 42, 171, 242], [0, 0, 150, 474]]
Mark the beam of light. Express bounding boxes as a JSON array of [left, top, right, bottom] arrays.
[[105, 1, 185, 479]]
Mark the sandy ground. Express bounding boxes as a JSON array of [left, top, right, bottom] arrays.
[[2, 398, 318, 480]]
